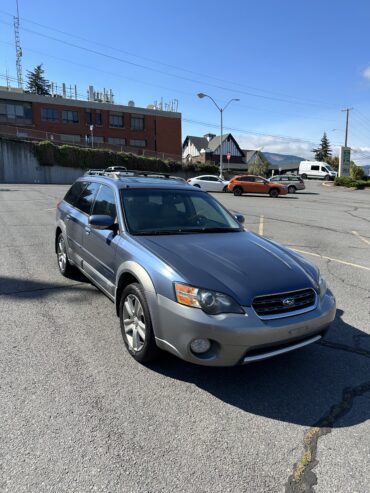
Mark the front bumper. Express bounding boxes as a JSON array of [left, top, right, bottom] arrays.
[[154, 291, 336, 366]]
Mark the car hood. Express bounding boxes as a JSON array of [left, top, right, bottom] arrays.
[[134, 231, 319, 306]]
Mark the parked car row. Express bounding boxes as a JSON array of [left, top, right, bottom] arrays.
[[187, 174, 305, 197]]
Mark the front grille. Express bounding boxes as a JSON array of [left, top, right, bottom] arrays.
[[252, 288, 316, 318]]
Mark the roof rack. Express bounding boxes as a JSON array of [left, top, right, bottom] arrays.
[[84, 169, 105, 176]]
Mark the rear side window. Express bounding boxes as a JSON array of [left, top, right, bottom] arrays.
[[272, 176, 281, 181], [92, 185, 117, 218], [75, 182, 100, 214], [64, 181, 87, 206], [239, 176, 254, 182], [311, 165, 319, 171]]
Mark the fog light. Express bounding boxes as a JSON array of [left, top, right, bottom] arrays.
[[190, 338, 211, 354]]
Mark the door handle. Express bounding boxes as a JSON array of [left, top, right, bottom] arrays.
[[65, 214, 71, 221], [85, 226, 91, 235]]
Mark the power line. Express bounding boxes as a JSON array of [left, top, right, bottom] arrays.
[[0, 17, 342, 110], [0, 8, 341, 109], [0, 39, 339, 125]]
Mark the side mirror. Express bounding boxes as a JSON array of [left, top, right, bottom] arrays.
[[234, 213, 245, 225], [89, 214, 115, 230]]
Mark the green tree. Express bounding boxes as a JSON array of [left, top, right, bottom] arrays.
[[350, 162, 365, 180], [312, 132, 332, 161], [247, 153, 269, 177], [26, 64, 50, 95], [325, 155, 339, 171]]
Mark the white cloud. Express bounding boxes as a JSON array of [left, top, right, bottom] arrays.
[[363, 67, 370, 80], [236, 134, 314, 159]]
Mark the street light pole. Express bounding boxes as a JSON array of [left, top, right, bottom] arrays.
[[197, 93, 239, 179]]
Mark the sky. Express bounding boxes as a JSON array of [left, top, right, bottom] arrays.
[[1, 0, 370, 163]]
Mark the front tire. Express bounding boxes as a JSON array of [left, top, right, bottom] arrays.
[[288, 185, 296, 194], [56, 232, 75, 278], [222, 185, 228, 192], [324, 174, 330, 181], [269, 188, 280, 198], [233, 186, 243, 196], [119, 283, 159, 364]]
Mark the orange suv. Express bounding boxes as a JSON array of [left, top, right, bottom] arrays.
[[228, 175, 289, 198]]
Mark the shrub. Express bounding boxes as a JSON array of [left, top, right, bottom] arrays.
[[334, 176, 370, 189], [32, 140, 181, 172], [350, 163, 365, 180]]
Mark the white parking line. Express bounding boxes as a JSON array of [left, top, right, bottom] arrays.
[[293, 248, 370, 272], [352, 230, 370, 247], [258, 215, 264, 236]]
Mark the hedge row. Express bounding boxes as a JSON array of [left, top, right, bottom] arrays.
[[31, 140, 220, 174], [32, 141, 183, 172], [334, 176, 370, 189]]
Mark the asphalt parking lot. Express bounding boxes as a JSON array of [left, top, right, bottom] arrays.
[[1, 180, 369, 493]]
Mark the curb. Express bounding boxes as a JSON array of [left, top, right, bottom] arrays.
[[322, 181, 334, 187]]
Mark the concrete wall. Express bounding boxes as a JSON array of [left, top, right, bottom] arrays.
[[0, 138, 86, 184]]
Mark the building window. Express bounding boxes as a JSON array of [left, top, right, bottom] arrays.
[[41, 108, 60, 122], [109, 112, 124, 128], [130, 139, 146, 147], [93, 136, 104, 144], [85, 110, 93, 125], [60, 134, 81, 143], [96, 111, 102, 126], [108, 137, 126, 146], [62, 110, 79, 123], [131, 115, 144, 130], [0, 100, 32, 124]]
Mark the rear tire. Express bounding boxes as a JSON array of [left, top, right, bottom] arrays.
[[119, 283, 160, 364], [233, 186, 243, 196], [56, 232, 76, 278], [269, 188, 279, 198], [288, 185, 296, 194], [301, 173, 307, 179]]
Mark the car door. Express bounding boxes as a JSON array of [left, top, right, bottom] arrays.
[[81, 184, 120, 297], [64, 181, 99, 265], [310, 164, 320, 177], [253, 177, 269, 194], [238, 176, 255, 192], [201, 176, 220, 191]]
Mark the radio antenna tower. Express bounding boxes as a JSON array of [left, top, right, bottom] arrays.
[[14, 0, 23, 88]]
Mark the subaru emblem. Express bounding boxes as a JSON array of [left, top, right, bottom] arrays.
[[283, 297, 295, 306]]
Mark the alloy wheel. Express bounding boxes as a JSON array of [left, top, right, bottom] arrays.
[[57, 235, 67, 273], [123, 294, 146, 352]]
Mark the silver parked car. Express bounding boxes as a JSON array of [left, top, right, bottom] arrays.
[[55, 170, 335, 366], [268, 175, 305, 193]]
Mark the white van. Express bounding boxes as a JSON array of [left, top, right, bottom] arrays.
[[299, 161, 337, 180]]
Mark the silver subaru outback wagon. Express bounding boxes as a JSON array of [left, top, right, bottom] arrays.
[[55, 171, 336, 366]]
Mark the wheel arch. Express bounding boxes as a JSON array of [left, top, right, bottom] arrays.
[[115, 262, 157, 317]]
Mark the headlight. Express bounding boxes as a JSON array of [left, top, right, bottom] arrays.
[[174, 283, 244, 315], [318, 275, 327, 299]]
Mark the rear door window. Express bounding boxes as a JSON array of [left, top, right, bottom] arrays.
[[64, 181, 87, 206], [311, 165, 320, 171], [75, 182, 100, 215]]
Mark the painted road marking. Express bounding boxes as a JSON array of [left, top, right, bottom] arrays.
[[352, 230, 370, 247], [258, 215, 264, 236], [293, 248, 370, 272]]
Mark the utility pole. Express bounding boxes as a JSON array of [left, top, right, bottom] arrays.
[[341, 108, 353, 147]]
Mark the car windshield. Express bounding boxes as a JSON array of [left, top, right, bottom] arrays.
[[325, 165, 334, 171], [121, 189, 242, 235]]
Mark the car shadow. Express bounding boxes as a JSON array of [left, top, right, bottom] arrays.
[[237, 195, 298, 200], [147, 309, 370, 428], [0, 273, 91, 298]]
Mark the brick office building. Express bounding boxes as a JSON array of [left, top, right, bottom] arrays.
[[0, 89, 182, 159]]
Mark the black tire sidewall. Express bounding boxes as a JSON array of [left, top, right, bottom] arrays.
[[233, 187, 242, 196], [269, 189, 279, 198], [119, 283, 158, 363], [57, 232, 73, 277], [288, 185, 296, 194]]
